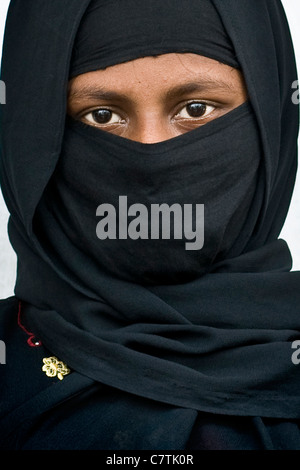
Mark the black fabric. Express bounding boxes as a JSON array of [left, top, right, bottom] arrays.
[[70, 0, 240, 77], [0, 299, 197, 451], [0, 0, 300, 450], [0, 299, 299, 451], [36, 102, 260, 285]]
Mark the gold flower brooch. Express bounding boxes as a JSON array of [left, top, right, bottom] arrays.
[[42, 356, 71, 381]]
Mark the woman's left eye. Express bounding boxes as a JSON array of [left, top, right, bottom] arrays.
[[176, 102, 215, 119]]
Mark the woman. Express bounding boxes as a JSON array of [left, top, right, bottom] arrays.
[[0, 0, 299, 450]]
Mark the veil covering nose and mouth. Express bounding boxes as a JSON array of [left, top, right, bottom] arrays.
[[0, 0, 300, 449]]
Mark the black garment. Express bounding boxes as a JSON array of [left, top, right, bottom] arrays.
[[1, 298, 300, 450], [37, 101, 260, 285], [70, 0, 240, 77], [0, 0, 300, 450]]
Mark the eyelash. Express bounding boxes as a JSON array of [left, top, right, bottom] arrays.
[[83, 101, 216, 126]]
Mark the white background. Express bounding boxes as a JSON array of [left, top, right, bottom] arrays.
[[0, 0, 299, 298]]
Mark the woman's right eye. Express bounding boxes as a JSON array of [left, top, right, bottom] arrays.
[[84, 108, 123, 125]]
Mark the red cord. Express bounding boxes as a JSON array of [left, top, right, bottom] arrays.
[[17, 301, 42, 347]]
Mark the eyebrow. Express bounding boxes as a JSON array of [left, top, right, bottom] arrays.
[[68, 79, 236, 102]]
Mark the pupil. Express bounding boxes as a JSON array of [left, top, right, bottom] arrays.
[[187, 103, 206, 117], [92, 109, 112, 124]]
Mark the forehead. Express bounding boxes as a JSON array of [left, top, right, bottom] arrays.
[[68, 53, 244, 98]]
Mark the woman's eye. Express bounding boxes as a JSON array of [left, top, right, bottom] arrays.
[[176, 102, 215, 119], [84, 109, 122, 125]]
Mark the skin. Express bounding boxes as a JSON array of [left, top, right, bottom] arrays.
[[67, 53, 248, 144]]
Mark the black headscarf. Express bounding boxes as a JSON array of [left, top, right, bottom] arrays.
[[70, 0, 240, 76], [0, 0, 299, 418]]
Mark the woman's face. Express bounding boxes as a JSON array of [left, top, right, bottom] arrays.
[[67, 53, 248, 143]]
